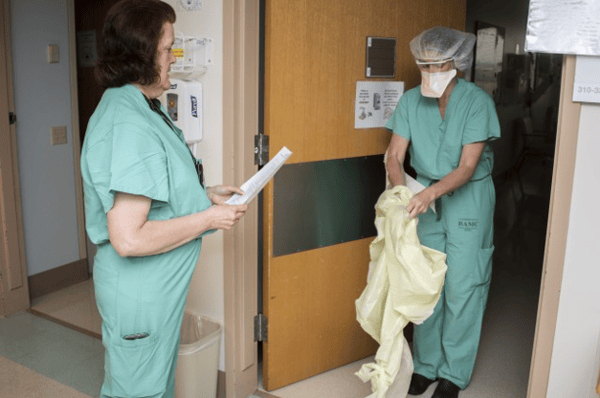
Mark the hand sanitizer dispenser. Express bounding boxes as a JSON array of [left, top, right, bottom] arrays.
[[160, 78, 202, 149]]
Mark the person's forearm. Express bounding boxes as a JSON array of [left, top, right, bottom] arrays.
[[113, 211, 213, 257], [427, 164, 476, 200], [386, 156, 406, 186]]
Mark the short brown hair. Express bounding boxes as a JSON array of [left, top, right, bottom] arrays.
[[95, 0, 176, 89]]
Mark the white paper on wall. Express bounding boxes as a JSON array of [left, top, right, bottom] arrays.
[[572, 56, 600, 104], [525, 0, 600, 56], [355, 81, 404, 129]]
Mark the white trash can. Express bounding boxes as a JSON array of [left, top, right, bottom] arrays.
[[175, 311, 222, 398]]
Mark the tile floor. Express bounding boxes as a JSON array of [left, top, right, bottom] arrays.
[[0, 162, 549, 398], [0, 356, 92, 398], [0, 311, 103, 397]]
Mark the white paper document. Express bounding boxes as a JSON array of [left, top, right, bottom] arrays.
[[405, 174, 436, 213], [225, 146, 293, 205]]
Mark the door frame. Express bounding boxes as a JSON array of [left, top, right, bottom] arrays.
[[0, 0, 29, 316], [223, 0, 261, 397], [0, 0, 86, 316], [66, 0, 87, 261], [225, 3, 576, 398], [526, 54, 580, 397]]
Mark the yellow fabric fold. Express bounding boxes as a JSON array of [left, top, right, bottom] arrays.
[[355, 185, 447, 398]]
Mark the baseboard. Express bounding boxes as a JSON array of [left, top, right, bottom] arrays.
[[252, 390, 281, 398], [0, 277, 5, 317], [218, 370, 225, 398], [27, 308, 101, 340], [28, 258, 88, 300]]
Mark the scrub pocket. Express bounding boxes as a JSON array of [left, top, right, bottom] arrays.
[[104, 332, 168, 397], [475, 246, 494, 287]]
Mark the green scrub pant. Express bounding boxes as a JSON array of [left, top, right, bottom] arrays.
[[94, 242, 199, 398], [412, 175, 495, 390]]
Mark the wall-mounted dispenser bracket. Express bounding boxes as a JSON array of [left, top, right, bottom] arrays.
[[170, 32, 214, 77]]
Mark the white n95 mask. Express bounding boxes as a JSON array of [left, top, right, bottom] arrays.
[[420, 69, 457, 98]]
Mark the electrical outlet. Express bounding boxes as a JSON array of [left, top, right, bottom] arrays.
[[51, 126, 68, 145]]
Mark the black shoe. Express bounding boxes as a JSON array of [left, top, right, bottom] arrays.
[[408, 373, 436, 395], [432, 378, 460, 398]]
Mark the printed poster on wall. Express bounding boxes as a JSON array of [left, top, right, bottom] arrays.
[[354, 81, 404, 129]]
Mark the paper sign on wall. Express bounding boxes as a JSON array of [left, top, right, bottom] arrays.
[[354, 81, 404, 129], [573, 56, 600, 104], [525, 0, 600, 56]]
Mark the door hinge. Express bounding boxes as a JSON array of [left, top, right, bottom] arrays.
[[8, 112, 17, 125], [254, 134, 269, 166], [254, 313, 268, 342]]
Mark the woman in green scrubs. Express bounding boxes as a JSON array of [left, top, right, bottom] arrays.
[[80, 1, 247, 397], [385, 27, 500, 398]]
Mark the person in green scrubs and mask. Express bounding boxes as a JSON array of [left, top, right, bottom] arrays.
[[80, 1, 248, 397], [385, 26, 501, 398]]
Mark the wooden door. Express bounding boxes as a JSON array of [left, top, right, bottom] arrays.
[[262, 0, 466, 390], [0, 0, 30, 316]]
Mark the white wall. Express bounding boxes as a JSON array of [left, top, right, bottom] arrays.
[[163, 0, 227, 371], [547, 100, 600, 397], [10, 0, 80, 276]]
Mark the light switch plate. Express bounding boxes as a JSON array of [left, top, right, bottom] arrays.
[[51, 126, 68, 145], [47, 45, 59, 63]]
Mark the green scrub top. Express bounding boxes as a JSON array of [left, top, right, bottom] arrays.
[[80, 84, 212, 397], [81, 84, 211, 243], [385, 78, 500, 181]]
